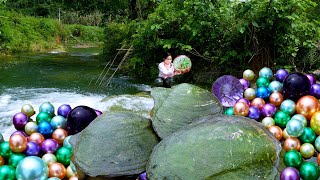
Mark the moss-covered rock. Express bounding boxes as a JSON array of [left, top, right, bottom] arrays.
[[147, 114, 281, 179], [151, 83, 222, 139], [70, 112, 160, 178]]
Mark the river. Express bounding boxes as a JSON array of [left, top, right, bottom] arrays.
[[0, 47, 152, 140]]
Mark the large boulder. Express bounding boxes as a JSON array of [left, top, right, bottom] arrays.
[[151, 83, 222, 139], [70, 112, 160, 179], [147, 114, 282, 179]]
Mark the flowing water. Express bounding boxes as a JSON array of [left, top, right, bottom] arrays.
[[0, 47, 152, 140]]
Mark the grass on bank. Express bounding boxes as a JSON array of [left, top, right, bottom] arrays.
[[0, 10, 104, 55]]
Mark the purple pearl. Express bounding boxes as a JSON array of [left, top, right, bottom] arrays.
[[138, 172, 147, 180], [239, 78, 250, 90], [57, 104, 72, 118], [280, 167, 299, 180], [95, 109, 103, 116], [25, 141, 41, 156], [248, 106, 260, 120], [12, 112, 28, 130], [306, 74, 316, 85], [310, 84, 320, 99], [41, 139, 59, 154], [275, 69, 288, 82], [236, 98, 250, 106], [261, 103, 277, 117]]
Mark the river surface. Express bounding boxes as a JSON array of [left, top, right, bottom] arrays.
[[0, 47, 152, 140]]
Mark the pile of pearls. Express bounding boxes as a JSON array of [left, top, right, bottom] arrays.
[[224, 67, 320, 180], [0, 103, 78, 180]]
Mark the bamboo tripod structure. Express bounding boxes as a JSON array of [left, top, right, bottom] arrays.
[[89, 45, 133, 86]]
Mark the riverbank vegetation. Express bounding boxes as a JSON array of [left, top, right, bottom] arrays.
[[0, 1, 104, 55], [0, 0, 319, 87]]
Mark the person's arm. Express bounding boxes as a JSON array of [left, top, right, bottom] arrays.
[[174, 70, 181, 75]]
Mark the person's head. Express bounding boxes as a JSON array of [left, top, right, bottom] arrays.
[[162, 52, 172, 65]]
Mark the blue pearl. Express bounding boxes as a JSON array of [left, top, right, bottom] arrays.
[[255, 87, 270, 99]]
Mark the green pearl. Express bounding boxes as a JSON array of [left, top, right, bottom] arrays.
[[274, 111, 291, 128], [56, 147, 72, 166], [224, 107, 234, 115], [0, 165, 16, 180], [283, 150, 303, 168], [299, 127, 316, 144], [299, 162, 320, 180], [9, 153, 26, 168], [256, 77, 270, 88], [36, 112, 51, 124], [0, 142, 13, 160]]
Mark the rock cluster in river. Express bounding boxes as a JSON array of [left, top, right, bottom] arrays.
[[70, 83, 282, 179]]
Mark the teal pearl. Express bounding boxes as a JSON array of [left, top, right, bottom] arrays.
[[256, 77, 270, 88], [39, 102, 55, 117], [63, 136, 72, 150], [291, 114, 307, 127], [56, 147, 72, 166], [224, 107, 234, 115], [283, 150, 303, 168], [8, 153, 26, 168], [299, 162, 320, 180], [280, 99, 296, 115], [16, 156, 48, 180], [0, 133, 3, 144], [50, 115, 67, 129], [286, 119, 304, 137], [314, 136, 320, 152], [70, 161, 77, 172], [0, 142, 13, 160], [0, 165, 16, 180], [299, 127, 316, 144], [259, 67, 273, 80], [268, 80, 283, 93], [274, 111, 291, 128]]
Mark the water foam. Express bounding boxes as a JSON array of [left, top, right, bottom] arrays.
[[0, 88, 106, 140], [0, 87, 153, 140]]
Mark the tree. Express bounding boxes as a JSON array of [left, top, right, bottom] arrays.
[[128, 0, 320, 83]]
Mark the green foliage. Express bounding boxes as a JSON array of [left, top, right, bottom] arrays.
[[61, 11, 103, 26], [128, 0, 320, 84], [64, 24, 104, 44], [0, 10, 66, 54], [102, 21, 137, 66]]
